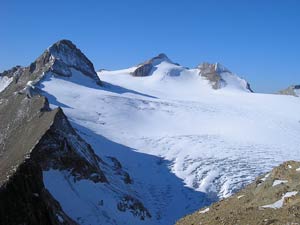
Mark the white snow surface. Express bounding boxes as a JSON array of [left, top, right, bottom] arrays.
[[198, 208, 209, 214], [0, 76, 13, 93], [272, 180, 288, 187], [262, 191, 298, 209], [294, 88, 300, 97], [38, 61, 300, 225], [260, 173, 270, 182]]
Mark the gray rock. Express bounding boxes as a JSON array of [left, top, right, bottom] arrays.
[[131, 53, 176, 77], [0, 40, 151, 224], [278, 85, 300, 97], [197, 62, 253, 92], [198, 62, 226, 89]]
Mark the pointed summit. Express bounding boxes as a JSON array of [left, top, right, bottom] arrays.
[[47, 39, 101, 84], [25, 39, 101, 85], [131, 53, 177, 77]]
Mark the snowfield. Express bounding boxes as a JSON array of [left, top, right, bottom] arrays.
[[0, 75, 13, 93], [39, 60, 300, 225]]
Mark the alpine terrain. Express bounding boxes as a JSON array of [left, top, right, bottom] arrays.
[[1, 40, 300, 225]]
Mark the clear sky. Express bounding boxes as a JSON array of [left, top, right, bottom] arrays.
[[1, 0, 300, 92]]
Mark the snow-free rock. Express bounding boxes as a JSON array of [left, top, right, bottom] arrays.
[[176, 161, 300, 225], [0, 40, 151, 225], [131, 53, 177, 77], [278, 85, 300, 97], [197, 62, 253, 92]]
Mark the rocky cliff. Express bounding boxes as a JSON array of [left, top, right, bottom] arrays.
[[0, 40, 150, 225], [197, 62, 253, 92]]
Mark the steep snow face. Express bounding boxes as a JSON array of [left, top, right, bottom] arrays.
[[39, 62, 300, 225], [0, 76, 13, 92]]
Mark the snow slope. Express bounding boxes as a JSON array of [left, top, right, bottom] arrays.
[[0, 76, 13, 93], [39, 60, 300, 225]]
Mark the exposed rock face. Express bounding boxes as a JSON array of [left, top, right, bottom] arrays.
[[278, 85, 300, 97], [0, 81, 80, 225], [131, 53, 176, 76], [0, 40, 150, 224], [198, 62, 227, 89], [0, 40, 101, 88], [176, 161, 300, 225], [197, 62, 253, 92]]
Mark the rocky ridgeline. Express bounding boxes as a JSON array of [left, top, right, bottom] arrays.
[[0, 40, 150, 225], [0, 40, 101, 93], [177, 161, 300, 225], [129, 54, 253, 92]]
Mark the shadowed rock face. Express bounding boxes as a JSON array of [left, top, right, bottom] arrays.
[[0, 68, 107, 224], [0, 89, 80, 225], [0, 40, 150, 224], [176, 161, 300, 225], [0, 39, 101, 87], [278, 85, 300, 97]]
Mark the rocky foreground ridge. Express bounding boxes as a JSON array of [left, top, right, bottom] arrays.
[[176, 161, 300, 225], [0, 40, 150, 225]]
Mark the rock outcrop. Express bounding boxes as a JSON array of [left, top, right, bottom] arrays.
[[278, 85, 300, 97], [0, 40, 101, 89], [131, 53, 176, 77], [197, 62, 253, 92], [176, 161, 300, 225], [0, 40, 150, 225]]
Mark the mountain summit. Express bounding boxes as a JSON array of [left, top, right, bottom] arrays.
[[29, 39, 101, 85], [131, 53, 178, 77]]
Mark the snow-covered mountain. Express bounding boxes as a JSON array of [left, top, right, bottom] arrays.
[[1, 40, 300, 225]]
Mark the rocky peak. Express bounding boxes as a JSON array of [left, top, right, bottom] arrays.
[[197, 62, 253, 92], [131, 53, 177, 77], [47, 40, 100, 82], [197, 62, 227, 89], [0, 40, 101, 97], [25, 39, 101, 85], [278, 85, 300, 97]]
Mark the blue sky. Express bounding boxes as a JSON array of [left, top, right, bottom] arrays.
[[1, 0, 300, 92]]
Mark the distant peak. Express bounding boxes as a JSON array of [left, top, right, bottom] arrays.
[[131, 53, 178, 77], [156, 53, 169, 60], [143, 53, 172, 66], [49, 39, 76, 49], [44, 39, 101, 84], [198, 62, 230, 73]]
